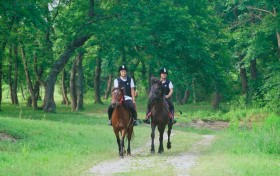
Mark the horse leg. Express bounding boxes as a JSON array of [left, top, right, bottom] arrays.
[[114, 131, 121, 156], [126, 127, 133, 156], [158, 127, 165, 154], [151, 124, 156, 154], [167, 123, 173, 149], [119, 130, 126, 158]]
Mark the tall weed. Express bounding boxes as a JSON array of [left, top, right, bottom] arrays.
[[227, 113, 280, 155]]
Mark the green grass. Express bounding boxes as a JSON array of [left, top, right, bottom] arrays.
[[190, 153, 280, 176], [0, 116, 115, 176], [1, 100, 280, 176], [190, 113, 280, 176], [0, 100, 211, 176], [0, 102, 151, 176]]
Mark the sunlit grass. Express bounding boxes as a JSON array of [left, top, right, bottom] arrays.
[[190, 113, 280, 176], [1, 96, 279, 175]]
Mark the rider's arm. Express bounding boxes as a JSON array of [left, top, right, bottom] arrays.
[[166, 81, 174, 98], [130, 78, 136, 104]]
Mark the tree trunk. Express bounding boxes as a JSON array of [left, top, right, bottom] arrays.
[[20, 85, 26, 100], [0, 58, 2, 111], [192, 77, 197, 103], [43, 35, 90, 112], [13, 46, 19, 105], [181, 86, 190, 104], [104, 74, 112, 99], [21, 47, 38, 109], [33, 80, 40, 109], [212, 91, 221, 109], [250, 59, 257, 81], [94, 57, 103, 104], [176, 89, 183, 105], [9, 46, 19, 105], [42, 0, 94, 112], [88, 0, 95, 17], [70, 58, 77, 111], [0, 44, 5, 110], [33, 54, 43, 109], [0, 16, 14, 110], [76, 53, 84, 110], [70, 53, 84, 111], [239, 58, 248, 95], [61, 68, 70, 105], [8, 47, 14, 103]]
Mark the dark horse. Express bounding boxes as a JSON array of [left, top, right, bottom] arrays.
[[149, 77, 173, 154], [111, 87, 134, 158]]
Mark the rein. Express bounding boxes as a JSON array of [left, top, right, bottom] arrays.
[[151, 94, 170, 111], [112, 96, 124, 106]]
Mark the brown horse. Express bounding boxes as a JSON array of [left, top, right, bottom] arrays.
[[111, 87, 134, 158], [149, 77, 173, 154]]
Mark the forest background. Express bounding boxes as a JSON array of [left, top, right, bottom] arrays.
[[1, 1, 280, 175], [0, 0, 279, 112]]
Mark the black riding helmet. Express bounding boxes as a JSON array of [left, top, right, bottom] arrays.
[[159, 68, 168, 75], [119, 65, 128, 72]]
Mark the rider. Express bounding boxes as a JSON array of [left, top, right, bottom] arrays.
[[143, 67, 176, 125], [107, 65, 140, 126]]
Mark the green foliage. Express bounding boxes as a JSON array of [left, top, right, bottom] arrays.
[[258, 66, 280, 111], [0, 0, 279, 114], [227, 113, 280, 155]]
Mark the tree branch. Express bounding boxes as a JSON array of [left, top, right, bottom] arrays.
[[246, 6, 276, 16]]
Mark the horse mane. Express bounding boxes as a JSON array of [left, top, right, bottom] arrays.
[[150, 77, 164, 98], [151, 77, 160, 85]]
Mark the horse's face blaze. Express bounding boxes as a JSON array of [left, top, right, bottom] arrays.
[[111, 88, 123, 107]]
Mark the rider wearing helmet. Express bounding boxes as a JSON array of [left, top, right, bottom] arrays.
[[107, 65, 140, 126], [143, 67, 176, 124]]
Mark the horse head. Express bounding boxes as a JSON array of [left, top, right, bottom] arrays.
[[111, 87, 124, 108], [150, 77, 164, 98]]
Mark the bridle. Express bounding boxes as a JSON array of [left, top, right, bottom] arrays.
[[111, 88, 124, 106], [150, 83, 170, 111]]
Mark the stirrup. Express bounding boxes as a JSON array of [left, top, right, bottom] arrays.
[[169, 119, 177, 125], [133, 119, 139, 126], [108, 120, 112, 126], [143, 118, 150, 124]]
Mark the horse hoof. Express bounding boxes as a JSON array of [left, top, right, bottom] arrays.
[[150, 150, 155, 154], [167, 142, 172, 149]]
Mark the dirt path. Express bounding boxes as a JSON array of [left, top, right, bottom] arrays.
[[86, 133, 215, 176]]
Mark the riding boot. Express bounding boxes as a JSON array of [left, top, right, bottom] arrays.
[[169, 110, 176, 125], [107, 105, 114, 126], [131, 111, 140, 126], [143, 111, 151, 124], [143, 102, 152, 124]]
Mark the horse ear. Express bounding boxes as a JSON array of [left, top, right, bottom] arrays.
[[151, 77, 160, 84]]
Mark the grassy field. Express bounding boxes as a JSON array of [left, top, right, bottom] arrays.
[[0, 98, 279, 175]]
